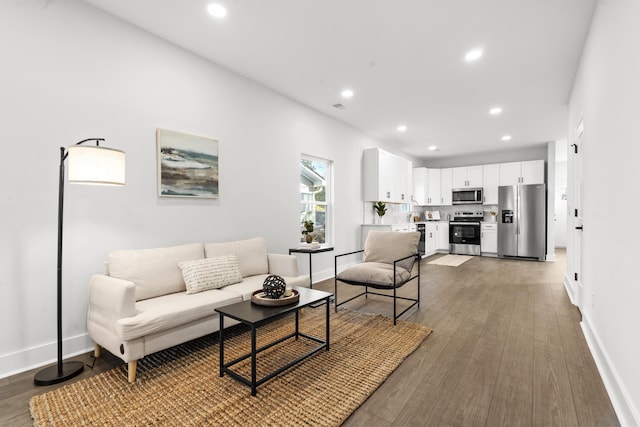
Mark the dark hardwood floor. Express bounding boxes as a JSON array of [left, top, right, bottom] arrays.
[[0, 249, 619, 426]]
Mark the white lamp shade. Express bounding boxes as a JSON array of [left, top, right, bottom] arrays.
[[67, 145, 125, 185]]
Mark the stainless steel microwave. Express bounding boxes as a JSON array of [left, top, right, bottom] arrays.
[[452, 188, 483, 205]]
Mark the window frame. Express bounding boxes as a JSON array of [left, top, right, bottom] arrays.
[[299, 154, 333, 246]]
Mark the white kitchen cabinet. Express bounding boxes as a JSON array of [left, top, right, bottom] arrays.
[[483, 163, 500, 204], [440, 168, 453, 205], [412, 167, 427, 205], [452, 165, 483, 188], [481, 222, 498, 255], [436, 221, 449, 251], [425, 222, 437, 255], [404, 160, 414, 202], [423, 221, 449, 255], [520, 160, 545, 184], [363, 148, 412, 203], [499, 160, 544, 186], [426, 168, 442, 205], [413, 167, 444, 206]]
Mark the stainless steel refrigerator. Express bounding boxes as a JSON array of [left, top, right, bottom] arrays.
[[498, 184, 546, 261]]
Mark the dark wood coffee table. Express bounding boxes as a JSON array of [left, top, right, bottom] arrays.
[[215, 287, 332, 396]]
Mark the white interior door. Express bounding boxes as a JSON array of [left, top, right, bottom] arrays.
[[570, 120, 585, 308]]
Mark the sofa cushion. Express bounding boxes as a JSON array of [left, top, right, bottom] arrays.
[[178, 254, 243, 294], [204, 237, 268, 277], [116, 289, 242, 341], [108, 243, 204, 301]]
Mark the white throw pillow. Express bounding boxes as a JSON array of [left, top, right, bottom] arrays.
[[178, 254, 243, 295]]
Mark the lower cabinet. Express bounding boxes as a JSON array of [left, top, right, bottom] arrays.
[[425, 221, 449, 257], [436, 222, 449, 251], [425, 223, 437, 255], [481, 222, 498, 255]]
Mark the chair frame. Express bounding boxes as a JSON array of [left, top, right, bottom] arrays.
[[334, 250, 421, 324]]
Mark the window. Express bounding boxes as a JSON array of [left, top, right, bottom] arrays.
[[300, 155, 332, 244]]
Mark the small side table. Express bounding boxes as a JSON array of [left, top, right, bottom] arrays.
[[289, 246, 334, 288]]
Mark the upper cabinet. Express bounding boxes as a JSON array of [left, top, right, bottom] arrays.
[[482, 164, 500, 204], [364, 148, 413, 203], [412, 167, 427, 205], [452, 165, 483, 188], [440, 168, 453, 205], [499, 160, 545, 186], [412, 167, 453, 206], [427, 168, 442, 205]]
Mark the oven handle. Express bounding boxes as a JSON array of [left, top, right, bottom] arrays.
[[449, 221, 481, 225]]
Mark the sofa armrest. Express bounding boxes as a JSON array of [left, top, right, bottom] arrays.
[[267, 253, 300, 277], [87, 274, 137, 337]]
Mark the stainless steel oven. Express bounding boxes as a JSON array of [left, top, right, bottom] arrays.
[[449, 211, 482, 256]]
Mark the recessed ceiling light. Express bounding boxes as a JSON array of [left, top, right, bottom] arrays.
[[397, 125, 407, 132], [489, 107, 502, 115], [341, 89, 354, 98], [207, 3, 227, 18], [465, 48, 483, 62], [428, 146, 438, 151], [501, 135, 512, 141]]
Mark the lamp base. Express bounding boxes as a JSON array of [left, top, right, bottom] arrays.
[[34, 361, 84, 386]]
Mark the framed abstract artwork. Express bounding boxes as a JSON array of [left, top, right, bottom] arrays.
[[156, 129, 219, 198]]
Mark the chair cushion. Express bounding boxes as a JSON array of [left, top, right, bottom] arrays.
[[337, 262, 412, 288], [204, 237, 268, 277], [364, 230, 420, 271], [178, 254, 243, 294]]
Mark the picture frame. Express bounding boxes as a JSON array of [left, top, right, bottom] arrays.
[[156, 128, 219, 198]]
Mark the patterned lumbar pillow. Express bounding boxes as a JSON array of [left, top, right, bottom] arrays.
[[178, 254, 243, 294]]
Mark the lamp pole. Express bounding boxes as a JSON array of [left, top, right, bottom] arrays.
[[34, 138, 109, 386]]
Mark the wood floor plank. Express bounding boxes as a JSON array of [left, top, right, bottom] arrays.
[[567, 361, 620, 427], [485, 372, 533, 426], [533, 341, 580, 426], [439, 336, 505, 426]]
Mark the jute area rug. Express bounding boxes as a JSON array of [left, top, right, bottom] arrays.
[[30, 308, 432, 426], [428, 254, 473, 267]]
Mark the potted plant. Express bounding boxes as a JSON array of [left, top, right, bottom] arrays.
[[302, 220, 314, 243], [374, 201, 387, 224], [489, 209, 497, 222]]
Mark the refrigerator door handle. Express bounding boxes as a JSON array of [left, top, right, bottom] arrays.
[[516, 187, 520, 235]]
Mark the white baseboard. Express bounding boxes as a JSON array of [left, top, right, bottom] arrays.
[[581, 313, 640, 427], [310, 267, 335, 285], [563, 273, 577, 305], [0, 333, 93, 380]]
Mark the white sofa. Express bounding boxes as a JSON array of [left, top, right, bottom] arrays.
[[87, 237, 309, 382]]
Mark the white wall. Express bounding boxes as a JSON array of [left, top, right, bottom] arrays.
[[0, 1, 375, 377], [568, 0, 640, 424]]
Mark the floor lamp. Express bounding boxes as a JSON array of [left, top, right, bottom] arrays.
[[34, 138, 125, 386]]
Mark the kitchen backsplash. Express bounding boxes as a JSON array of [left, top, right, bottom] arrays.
[[363, 201, 499, 224]]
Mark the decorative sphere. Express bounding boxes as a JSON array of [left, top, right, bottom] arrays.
[[263, 275, 286, 299]]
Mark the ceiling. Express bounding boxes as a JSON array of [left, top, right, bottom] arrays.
[[83, 0, 596, 161]]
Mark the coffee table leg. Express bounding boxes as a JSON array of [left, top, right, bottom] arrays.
[[219, 314, 225, 377], [251, 325, 257, 396], [295, 310, 299, 340], [325, 297, 330, 351]]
